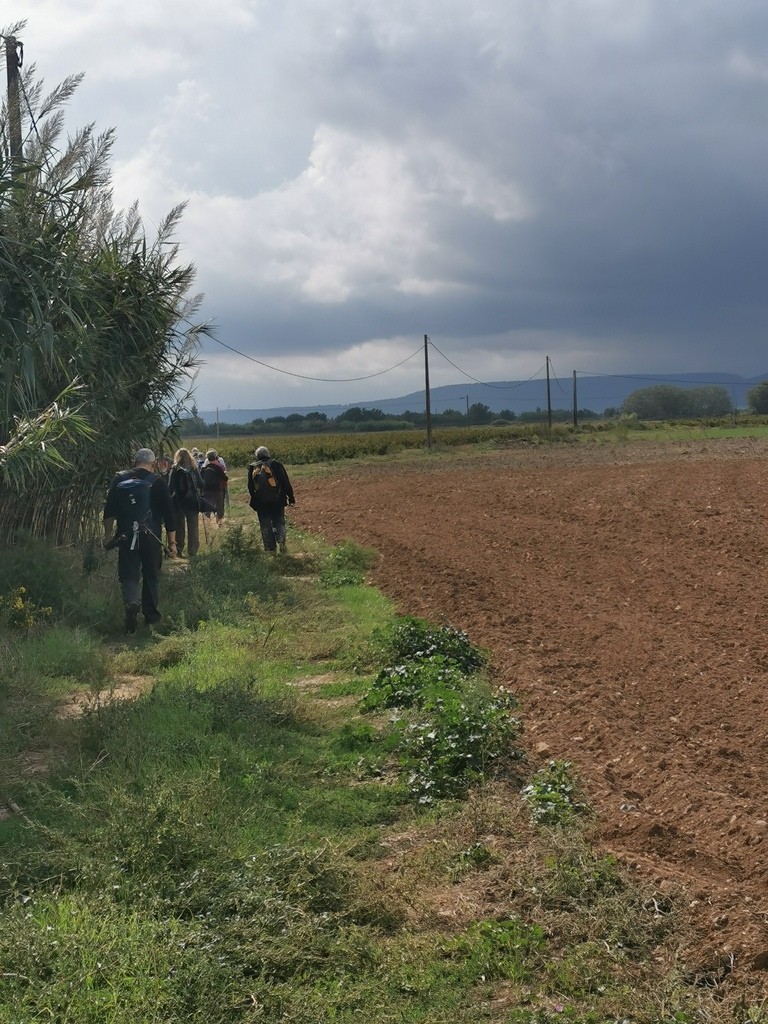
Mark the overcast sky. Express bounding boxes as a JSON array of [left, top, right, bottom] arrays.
[[11, 1, 768, 412]]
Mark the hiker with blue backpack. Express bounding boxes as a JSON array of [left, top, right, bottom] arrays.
[[103, 448, 178, 633], [247, 445, 295, 554]]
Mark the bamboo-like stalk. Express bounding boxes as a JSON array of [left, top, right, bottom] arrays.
[[0, 34, 209, 547]]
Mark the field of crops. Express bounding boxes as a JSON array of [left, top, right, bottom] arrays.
[[182, 425, 557, 466], [184, 420, 768, 468]]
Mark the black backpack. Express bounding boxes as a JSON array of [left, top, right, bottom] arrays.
[[170, 466, 191, 501], [114, 472, 155, 548], [202, 463, 224, 490], [249, 460, 283, 507]]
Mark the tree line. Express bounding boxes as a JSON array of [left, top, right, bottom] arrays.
[[180, 403, 604, 436], [181, 383, 768, 436]]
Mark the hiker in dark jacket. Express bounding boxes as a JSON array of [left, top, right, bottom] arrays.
[[247, 445, 296, 553], [103, 448, 177, 633], [201, 449, 228, 524], [168, 447, 203, 557]]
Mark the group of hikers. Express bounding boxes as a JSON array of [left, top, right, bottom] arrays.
[[102, 445, 296, 633]]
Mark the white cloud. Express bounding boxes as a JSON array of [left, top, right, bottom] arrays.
[[727, 49, 768, 82], [153, 124, 531, 307], [14, 0, 768, 411]]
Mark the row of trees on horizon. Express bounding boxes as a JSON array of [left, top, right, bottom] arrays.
[[181, 382, 768, 436]]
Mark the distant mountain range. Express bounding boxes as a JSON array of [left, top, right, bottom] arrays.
[[199, 371, 768, 424]]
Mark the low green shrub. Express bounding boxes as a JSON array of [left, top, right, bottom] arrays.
[[0, 532, 72, 618], [0, 586, 52, 634], [370, 616, 487, 675], [522, 760, 588, 826], [397, 685, 522, 803], [360, 654, 468, 711]]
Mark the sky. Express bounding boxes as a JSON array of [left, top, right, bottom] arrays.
[[9, 1, 768, 413]]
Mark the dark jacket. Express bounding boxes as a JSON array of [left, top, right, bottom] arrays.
[[200, 460, 228, 494], [247, 458, 295, 509], [104, 468, 176, 538], [169, 465, 203, 510]]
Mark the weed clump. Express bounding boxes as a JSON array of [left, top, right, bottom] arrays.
[[320, 539, 377, 588], [361, 617, 521, 803], [369, 615, 487, 675], [522, 760, 589, 826]]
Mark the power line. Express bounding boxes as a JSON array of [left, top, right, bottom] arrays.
[[17, 72, 50, 162], [208, 334, 424, 383], [427, 338, 546, 389], [547, 357, 568, 395]]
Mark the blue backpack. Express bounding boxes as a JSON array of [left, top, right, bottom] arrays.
[[114, 472, 156, 548]]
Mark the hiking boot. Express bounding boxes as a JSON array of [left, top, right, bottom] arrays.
[[144, 612, 162, 626], [124, 603, 140, 634], [278, 541, 287, 554]]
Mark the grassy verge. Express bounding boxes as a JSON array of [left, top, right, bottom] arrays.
[[0, 511, 765, 1022]]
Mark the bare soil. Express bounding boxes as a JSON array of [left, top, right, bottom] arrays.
[[292, 437, 768, 975]]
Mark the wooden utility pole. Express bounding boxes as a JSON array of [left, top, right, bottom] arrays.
[[546, 356, 552, 431], [572, 370, 578, 428], [4, 35, 23, 175], [424, 334, 433, 450]]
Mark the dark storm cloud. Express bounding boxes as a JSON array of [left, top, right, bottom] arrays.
[[22, 0, 768, 404]]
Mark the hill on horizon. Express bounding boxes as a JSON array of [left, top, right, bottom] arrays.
[[199, 371, 768, 425]]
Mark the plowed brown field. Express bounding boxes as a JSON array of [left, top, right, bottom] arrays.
[[292, 437, 768, 975]]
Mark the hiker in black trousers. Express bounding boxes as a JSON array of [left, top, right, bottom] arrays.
[[247, 445, 296, 553], [103, 448, 177, 632]]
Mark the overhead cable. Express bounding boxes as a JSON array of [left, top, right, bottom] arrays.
[[428, 338, 546, 389], [208, 334, 424, 383]]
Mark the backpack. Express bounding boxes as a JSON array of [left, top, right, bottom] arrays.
[[201, 463, 224, 491], [170, 466, 192, 501], [249, 460, 283, 507], [114, 472, 156, 549]]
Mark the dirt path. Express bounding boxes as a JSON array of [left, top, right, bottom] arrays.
[[292, 438, 768, 972]]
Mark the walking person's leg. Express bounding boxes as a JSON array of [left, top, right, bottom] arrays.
[[215, 491, 225, 524], [117, 543, 141, 632], [140, 534, 163, 624], [187, 510, 200, 557], [175, 506, 187, 557], [256, 509, 277, 551], [273, 508, 287, 552]]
